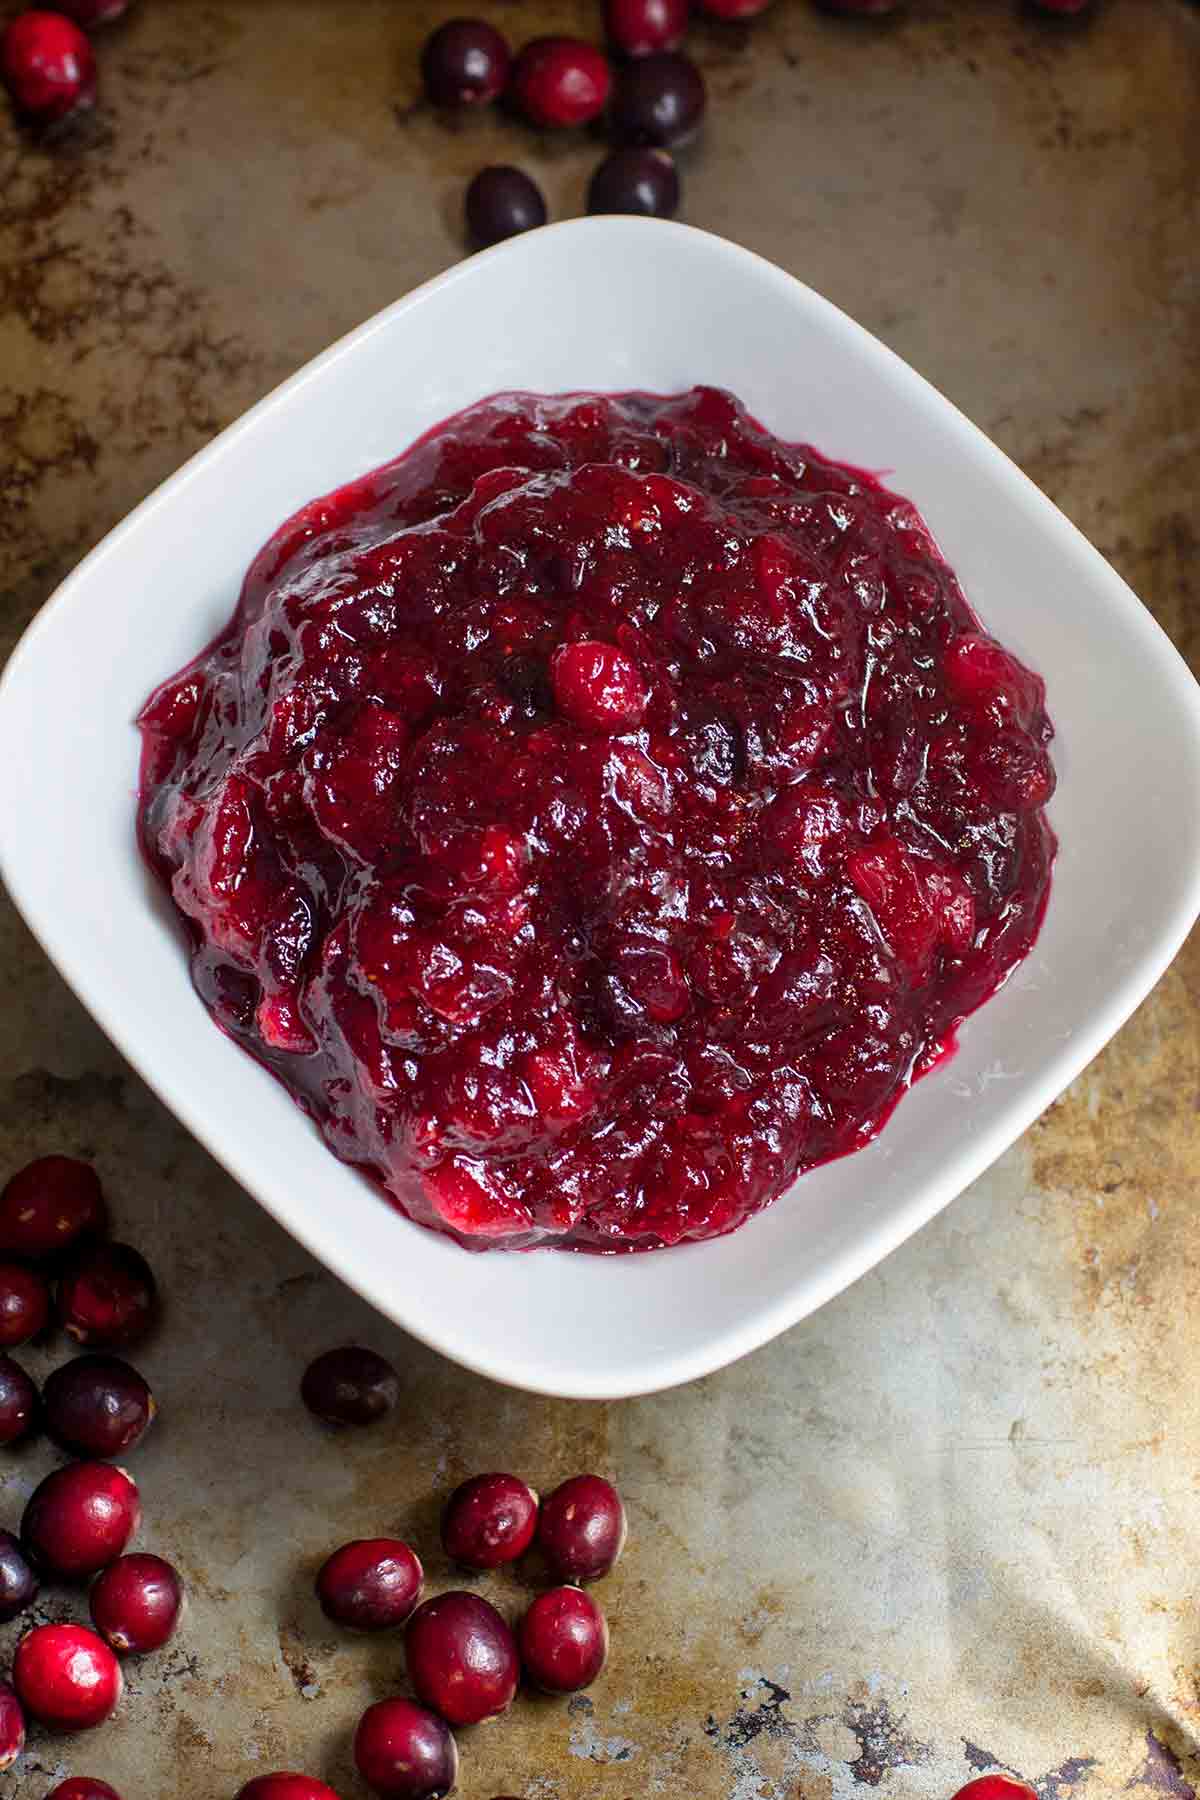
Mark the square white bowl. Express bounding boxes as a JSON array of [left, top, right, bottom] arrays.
[[2, 218, 1198, 1399]]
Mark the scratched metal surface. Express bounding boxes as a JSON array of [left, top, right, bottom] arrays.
[[1, 1, 1198, 1796]]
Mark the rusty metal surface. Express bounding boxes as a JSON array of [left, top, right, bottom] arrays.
[[1, 1, 1199, 1795]]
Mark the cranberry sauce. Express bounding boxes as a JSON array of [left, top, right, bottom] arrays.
[[137, 387, 1055, 1251]]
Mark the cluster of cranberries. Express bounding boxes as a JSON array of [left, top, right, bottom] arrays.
[[0, 1155, 183, 1791], [0, 0, 129, 129]]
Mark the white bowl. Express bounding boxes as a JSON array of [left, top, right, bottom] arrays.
[[2, 219, 1198, 1399]]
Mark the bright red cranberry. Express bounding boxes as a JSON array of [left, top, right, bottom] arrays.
[[465, 165, 547, 247], [0, 1260, 50, 1347], [45, 1783, 125, 1800], [236, 1780, 344, 1800], [510, 36, 611, 128], [13, 1623, 122, 1731], [605, 0, 689, 55], [0, 1528, 39, 1622], [0, 1679, 24, 1771], [1, 10, 96, 123], [90, 1552, 184, 1654], [552, 641, 648, 732], [43, 1353, 155, 1459], [0, 1156, 106, 1257], [422, 18, 510, 106], [405, 1591, 519, 1726], [952, 1781, 1037, 1800], [22, 1460, 140, 1580], [301, 1345, 398, 1426], [0, 1352, 38, 1445], [56, 1242, 157, 1348], [536, 1474, 626, 1582], [518, 1585, 608, 1692], [354, 1698, 458, 1800], [57, 0, 129, 24], [441, 1472, 539, 1569], [588, 147, 679, 217], [316, 1538, 423, 1631], [609, 50, 705, 145]]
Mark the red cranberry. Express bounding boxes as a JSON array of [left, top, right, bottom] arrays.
[[441, 1472, 539, 1569], [13, 1623, 122, 1731], [536, 1474, 626, 1582], [0, 1679, 25, 1770], [301, 1345, 398, 1426], [465, 165, 547, 248], [237, 1780, 344, 1800], [90, 1552, 184, 1654], [422, 18, 510, 106], [588, 147, 679, 217], [0, 1156, 106, 1258], [354, 1698, 458, 1800], [43, 1353, 155, 1459], [510, 37, 611, 129], [405, 1591, 519, 1725], [57, 0, 129, 24], [0, 10, 96, 123], [0, 1352, 39, 1445], [57, 1242, 157, 1348], [952, 1782, 1037, 1800], [518, 1585, 609, 1692], [0, 1260, 50, 1347], [0, 1528, 39, 1622], [46, 1783, 125, 1800], [605, 0, 689, 55], [22, 1460, 140, 1580], [609, 50, 705, 146], [552, 641, 648, 732], [316, 1538, 423, 1631]]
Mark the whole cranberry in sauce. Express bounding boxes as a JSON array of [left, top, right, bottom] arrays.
[[13, 1623, 122, 1730], [441, 1471, 539, 1569], [519, 1584, 609, 1692], [0, 10, 96, 124], [404, 1590, 519, 1726], [510, 36, 611, 129], [608, 50, 706, 146], [45, 1781, 125, 1800], [421, 18, 510, 106], [605, 0, 690, 55], [301, 1345, 399, 1426], [0, 1352, 38, 1445], [57, 1241, 157, 1348], [465, 165, 547, 247], [316, 1537, 423, 1631], [43, 1353, 155, 1459], [0, 1528, 39, 1622], [0, 1679, 24, 1770], [90, 1552, 184, 1654], [354, 1697, 458, 1800], [236, 1780, 344, 1800], [536, 1474, 626, 1582], [0, 1260, 50, 1347], [22, 1460, 140, 1579], [0, 1155, 106, 1257]]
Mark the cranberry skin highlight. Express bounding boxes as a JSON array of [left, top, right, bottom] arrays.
[[90, 1552, 185, 1654], [301, 1345, 399, 1426], [536, 1474, 627, 1582], [57, 1241, 157, 1348], [0, 1528, 39, 1622], [316, 1538, 423, 1631], [441, 1472, 539, 1569], [0, 1260, 50, 1347], [13, 1623, 123, 1731], [43, 1353, 156, 1459], [22, 1460, 140, 1580], [0, 1155, 105, 1257], [236, 1780, 344, 1800], [405, 1590, 519, 1726], [0, 1679, 24, 1771], [519, 1585, 609, 1692], [0, 1352, 39, 1445], [354, 1697, 458, 1800], [0, 11, 96, 124]]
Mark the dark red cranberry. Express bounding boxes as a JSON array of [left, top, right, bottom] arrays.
[[552, 640, 649, 732], [13, 1623, 122, 1730], [588, 147, 679, 217], [699, 0, 772, 13], [605, 0, 689, 54], [510, 37, 611, 129], [465, 165, 547, 247], [43, 1353, 155, 1459], [536, 1474, 626, 1581], [57, 1242, 157, 1348], [0, 1156, 106, 1257], [0, 1352, 39, 1445], [0, 1260, 50, 1347], [237, 1780, 344, 1800], [0, 1679, 24, 1770], [441, 1472, 539, 1569], [422, 18, 510, 106], [57, 0, 129, 24], [951, 1781, 1037, 1800], [518, 1585, 609, 1692], [316, 1538, 423, 1631], [354, 1698, 458, 1800], [300, 1345, 399, 1426], [608, 50, 705, 146], [46, 1783, 125, 1800], [22, 1460, 140, 1580], [404, 1591, 519, 1726], [0, 1528, 39, 1622], [0, 10, 96, 123], [90, 1552, 184, 1654]]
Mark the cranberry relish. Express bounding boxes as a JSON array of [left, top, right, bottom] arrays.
[[137, 387, 1054, 1251]]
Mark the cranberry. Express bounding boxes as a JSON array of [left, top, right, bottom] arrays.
[[43, 1353, 155, 1459], [22, 1460, 140, 1580], [13, 1623, 122, 1731], [236, 1781, 344, 1800], [518, 1585, 608, 1692], [0, 1156, 106, 1257], [441, 1472, 539, 1569], [0, 1260, 50, 1347], [1, 10, 96, 123], [605, 0, 689, 55], [56, 1242, 157, 1348], [90, 1552, 184, 1654], [536, 1474, 626, 1582], [552, 641, 649, 732], [510, 37, 611, 129], [46, 1784, 125, 1800], [588, 147, 679, 217], [0, 1352, 39, 1445], [301, 1345, 399, 1426], [952, 1782, 1037, 1800], [404, 1591, 519, 1725], [354, 1698, 458, 1800], [609, 50, 705, 145], [422, 18, 510, 106], [0, 1679, 24, 1770], [57, 0, 129, 24], [0, 1528, 39, 1622], [316, 1538, 423, 1631], [465, 165, 547, 248]]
